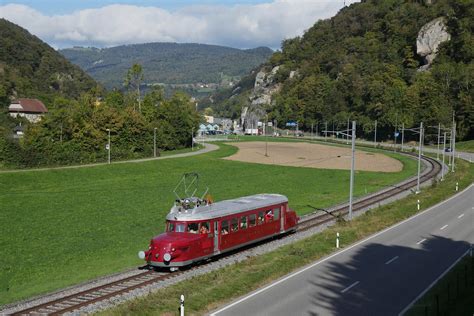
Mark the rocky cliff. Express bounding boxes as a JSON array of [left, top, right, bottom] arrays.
[[416, 17, 451, 71]]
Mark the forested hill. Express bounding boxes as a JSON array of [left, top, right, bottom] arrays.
[[60, 43, 273, 89], [210, 0, 473, 140], [0, 19, 98, 107]]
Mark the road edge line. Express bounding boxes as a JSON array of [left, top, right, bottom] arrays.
[[210, 183, 473, 316]]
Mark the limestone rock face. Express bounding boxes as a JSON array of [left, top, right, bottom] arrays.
[[417, 17, 450, 70]]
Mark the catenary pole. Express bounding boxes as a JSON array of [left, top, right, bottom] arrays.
[[442, 132, 446, 181], [349, 120, 356, 221], [154, 127, 157, 157], [416, 122, 423, 193], [374, 120, 377, 147], [452, 122, 456, 172], [437, 123, 441, 160], [401, 123, 405, 152]]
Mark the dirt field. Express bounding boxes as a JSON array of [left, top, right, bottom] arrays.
[[224, 142, 403, 172]]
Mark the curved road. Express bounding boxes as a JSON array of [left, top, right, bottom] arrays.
[[0, 143, 218, 173], [211, 184, 474, 316]]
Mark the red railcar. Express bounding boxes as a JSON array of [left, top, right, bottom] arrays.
[[139, 194, 298, 270]]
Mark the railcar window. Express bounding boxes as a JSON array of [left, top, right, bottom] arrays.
[[258, 211, 264, 225], [221, 220, 229, 235], [167, 222, 175, 232], [265, 210, 274, 222], [187, 223, 199, 234], [176, 223, 186, 232], [231, 218, 239, 232], [200, 222, 210, 234], [240, 216, 247, 229], [273, 208, 280, 220], [249, 214, 256, 227]]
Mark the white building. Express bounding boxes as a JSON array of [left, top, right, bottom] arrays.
[[9, 98, 48, 123]]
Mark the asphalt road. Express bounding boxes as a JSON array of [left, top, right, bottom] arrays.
[[211, 184, 474, 316]]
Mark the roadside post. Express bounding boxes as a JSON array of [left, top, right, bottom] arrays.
[[417, 200, 420, 211], [180, 294, 185, 316], [456, 182, 459, 191], [336, 232, 340, 249]]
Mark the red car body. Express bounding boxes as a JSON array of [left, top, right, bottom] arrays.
[[139, 194, 298, 269]]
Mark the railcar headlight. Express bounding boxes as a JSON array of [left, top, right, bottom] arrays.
[[171, 248, 176, 252], [163, 253, 171, 262], [138, 251, 145, 259]]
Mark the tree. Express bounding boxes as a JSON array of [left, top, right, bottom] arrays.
[[124, 64, 144, 112]]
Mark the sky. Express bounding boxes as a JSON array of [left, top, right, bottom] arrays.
[[0, 0, 360, 50]]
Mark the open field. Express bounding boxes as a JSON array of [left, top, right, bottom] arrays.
[[99, 157, 474, 316], [224, 141, 403, 172], [0, 142, 417, 305], [455, 140, 474, 153]]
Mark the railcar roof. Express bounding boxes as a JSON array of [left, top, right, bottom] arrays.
[[166, 193, 288, 221]]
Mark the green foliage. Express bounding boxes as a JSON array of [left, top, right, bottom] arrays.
[[0, 18, 98, 105], [212, 0, 474, 141], [60, 43, 273, 89]]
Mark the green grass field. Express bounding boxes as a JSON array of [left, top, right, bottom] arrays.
[[455, 140, 474, 153], [0, 142, 417, 305], [99, 155, 474, 316]]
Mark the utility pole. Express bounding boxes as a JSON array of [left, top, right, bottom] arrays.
[[311, 122, 313, 140], [191, 127, 194, 151], [265, 114, 269, 157], [349, 121, 356, 221], [374, 120, 377, 147], [106, 128, 111, 164], [416, 122, 423, 193], [437, 123, 441, 160], [154, 127, 157, 157]]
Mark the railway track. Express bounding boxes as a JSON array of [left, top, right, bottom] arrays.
[[9, 154, 441, 315]]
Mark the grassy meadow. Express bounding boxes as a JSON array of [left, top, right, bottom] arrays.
[[0, 142, 417, 305], [455, 140, 474, 153], [99, 154, 474, 316]]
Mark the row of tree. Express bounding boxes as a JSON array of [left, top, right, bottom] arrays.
[[0, 81, 200, 168]]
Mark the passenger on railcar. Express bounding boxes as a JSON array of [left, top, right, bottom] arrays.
[[187, 223, 199, 233], [265, 210, 274, 222], [200, 223, 209, 234]]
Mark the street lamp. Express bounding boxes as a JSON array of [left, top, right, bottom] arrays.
[[106, 128, 111, 164], [154, 127, 157, 157]]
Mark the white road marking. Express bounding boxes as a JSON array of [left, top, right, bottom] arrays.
[[385, 256, 399, 265], [341, 281, 360, 293], [458, 214, 464, 219], [210, 184, 473, 316], [416, 238, 427, 245], [440, 225, 448, 230]]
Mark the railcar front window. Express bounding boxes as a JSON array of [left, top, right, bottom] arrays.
[[187, 223, 199, 233], [273, 208, 280, 220], [167, 222, 175, 232], [176, 223, 186, 232]]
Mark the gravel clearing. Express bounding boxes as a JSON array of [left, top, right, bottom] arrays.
[[1, 154, 441, 315]]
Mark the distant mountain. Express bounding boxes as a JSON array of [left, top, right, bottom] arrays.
[[60, 43, 273, 90], [0, 19, 98, 107]]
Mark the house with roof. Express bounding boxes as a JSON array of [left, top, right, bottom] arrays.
[[8, 98, 48, 123]]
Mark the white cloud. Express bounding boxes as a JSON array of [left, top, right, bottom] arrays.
[[0, 1, 360, 49]]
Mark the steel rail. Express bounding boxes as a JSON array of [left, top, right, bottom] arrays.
[[10, 154, 441, 315]]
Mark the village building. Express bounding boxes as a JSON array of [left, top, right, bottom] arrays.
[[8, 98, 48, 123]]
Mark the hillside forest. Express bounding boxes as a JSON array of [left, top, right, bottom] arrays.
[[209, 0, 473, 141], [0, 19, 200, 168]]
